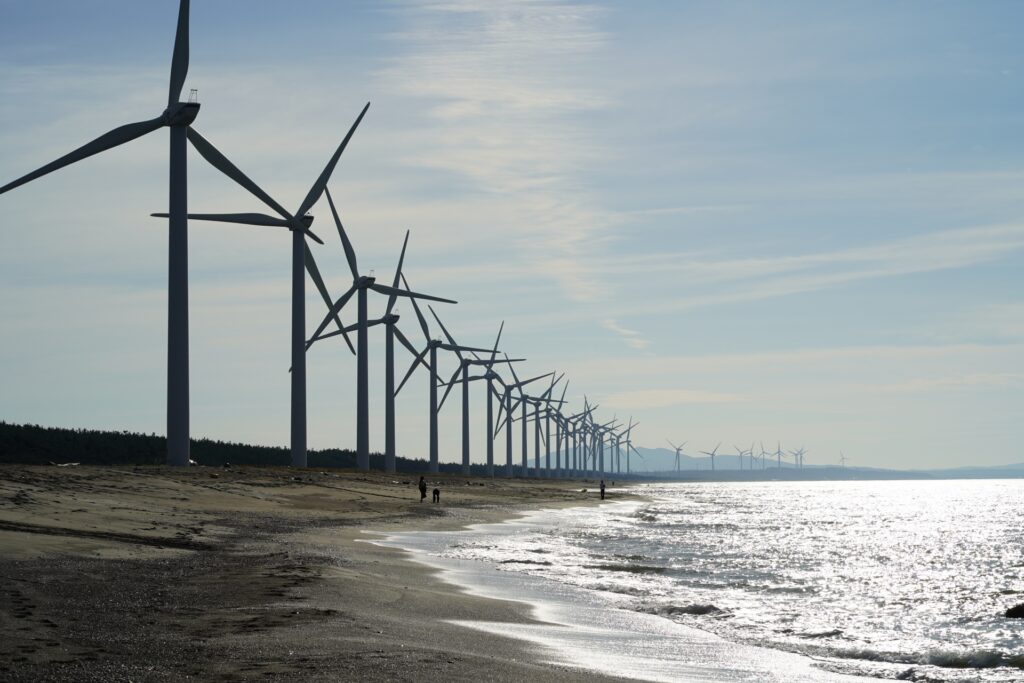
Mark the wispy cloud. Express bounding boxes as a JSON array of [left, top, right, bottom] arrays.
[[591, 222, 1024, 317], [601, 318, 648, 350], [378, 0, 613, 301], [601, 388, 745, 409]]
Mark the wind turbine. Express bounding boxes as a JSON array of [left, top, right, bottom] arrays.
[[0, 0, 204, 466], [306, 231, 437, 472], [516, 374, 565, 477], [429, 310, 510, 476], [494, 361, 552, 477], [396, 292, 492, 473], [437, 324, 522, 476], [307, 210, 455, 470], [700, 443, 722, 471], [595, 417, 620, 476], [734, 444, 746, 470], [152, 110, 368, 467], [666, 439, 687, 473], [565, 405, 592, 478], [788, 446, 806, 469], [621, 419, 640, 474]]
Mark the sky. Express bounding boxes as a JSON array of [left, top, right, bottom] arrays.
[[0, 0, 1021, 470]]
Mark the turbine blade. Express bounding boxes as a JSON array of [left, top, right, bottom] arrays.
[[304, 227, 325, 246], [296, 102, 370, 218], [393, 327, 426, 370], [442, 344, 493, 354], [387, 230, 410, 315], [309, 284, 357, 344], [310, 317, 387, 345], [515, 371, 553, 389], [168, 0, 190, 105], [429, 306, 463, 362], [1, 116, 165, 195], [506, 353, 523, 387], [151, 212, 289, 227], [488, 321, 504, 367], [438, 365, 462, 410], [324, 186, 359, 280], [306, 247, 354, 354], [186, 128, 291, 219], [371, 283, 456, 305], [401, 274, 431, 342], [396, 346, 428, 396]]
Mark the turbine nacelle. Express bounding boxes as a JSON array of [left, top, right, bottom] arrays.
[[163, 101, 200, 127]]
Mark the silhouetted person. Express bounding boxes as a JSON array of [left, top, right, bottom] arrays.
[[432, 487, 440, 503], [600, 480, 606, 500], [418, 476, 427, 503]]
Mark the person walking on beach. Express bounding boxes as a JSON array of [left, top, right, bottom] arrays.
[[432, 487, 440, 503], [418, 476, 427, 503], [600, 480, 606, 500]]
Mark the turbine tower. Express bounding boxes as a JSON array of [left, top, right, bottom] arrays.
[[0, 0, 201, 465]]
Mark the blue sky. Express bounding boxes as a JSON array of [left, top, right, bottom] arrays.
[[0, 0, 1021, 469]]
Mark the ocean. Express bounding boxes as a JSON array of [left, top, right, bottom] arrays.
[[382, 480, 1024, 682]]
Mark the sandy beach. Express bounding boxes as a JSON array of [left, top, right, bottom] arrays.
[[0, 464, 634, 682]]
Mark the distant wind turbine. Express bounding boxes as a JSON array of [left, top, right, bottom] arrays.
[[495, 363, 552, 477], [396, 283, 491, 473], [667, 439, 687, 473], [700, 443, 722, 471], [308, 210, 455, 470], [734, 444, 746, 470]]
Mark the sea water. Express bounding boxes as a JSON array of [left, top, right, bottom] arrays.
[[384, 480, 1024, 682]]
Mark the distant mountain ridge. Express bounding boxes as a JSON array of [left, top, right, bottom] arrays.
[[633, 446, 1024, 480]]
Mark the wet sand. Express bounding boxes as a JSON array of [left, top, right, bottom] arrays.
[[0, 464, 632, 682]]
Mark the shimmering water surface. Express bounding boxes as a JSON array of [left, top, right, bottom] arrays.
[[430, 480, 1024, 681]]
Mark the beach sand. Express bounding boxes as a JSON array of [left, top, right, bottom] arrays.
[[0, 464, 631, 682]]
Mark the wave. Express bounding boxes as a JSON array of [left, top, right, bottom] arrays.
[[583, 563, 666, 574], [793, 642, 1024, 672], [499, 559, 553, 566], [646, 603, 726, 617]]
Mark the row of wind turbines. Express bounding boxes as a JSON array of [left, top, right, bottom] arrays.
[[665, 442, 813, 472], [0, 0, 643, 479]]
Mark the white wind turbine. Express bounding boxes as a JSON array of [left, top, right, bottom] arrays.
[[306, 212, 456, 470], [493, 361, 553, 477], [396, 291, 494, 473], [666, 439, 687, 472], [700, 443, 722, 471], [152, 109, 368, 467], [437, 323, 524, 476], [1, 0, 200, 465], [734, 444, 747, 470]]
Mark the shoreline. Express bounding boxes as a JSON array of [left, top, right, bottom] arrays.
[[0, 464, 635, 681], [377, 501, 880, 683]]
